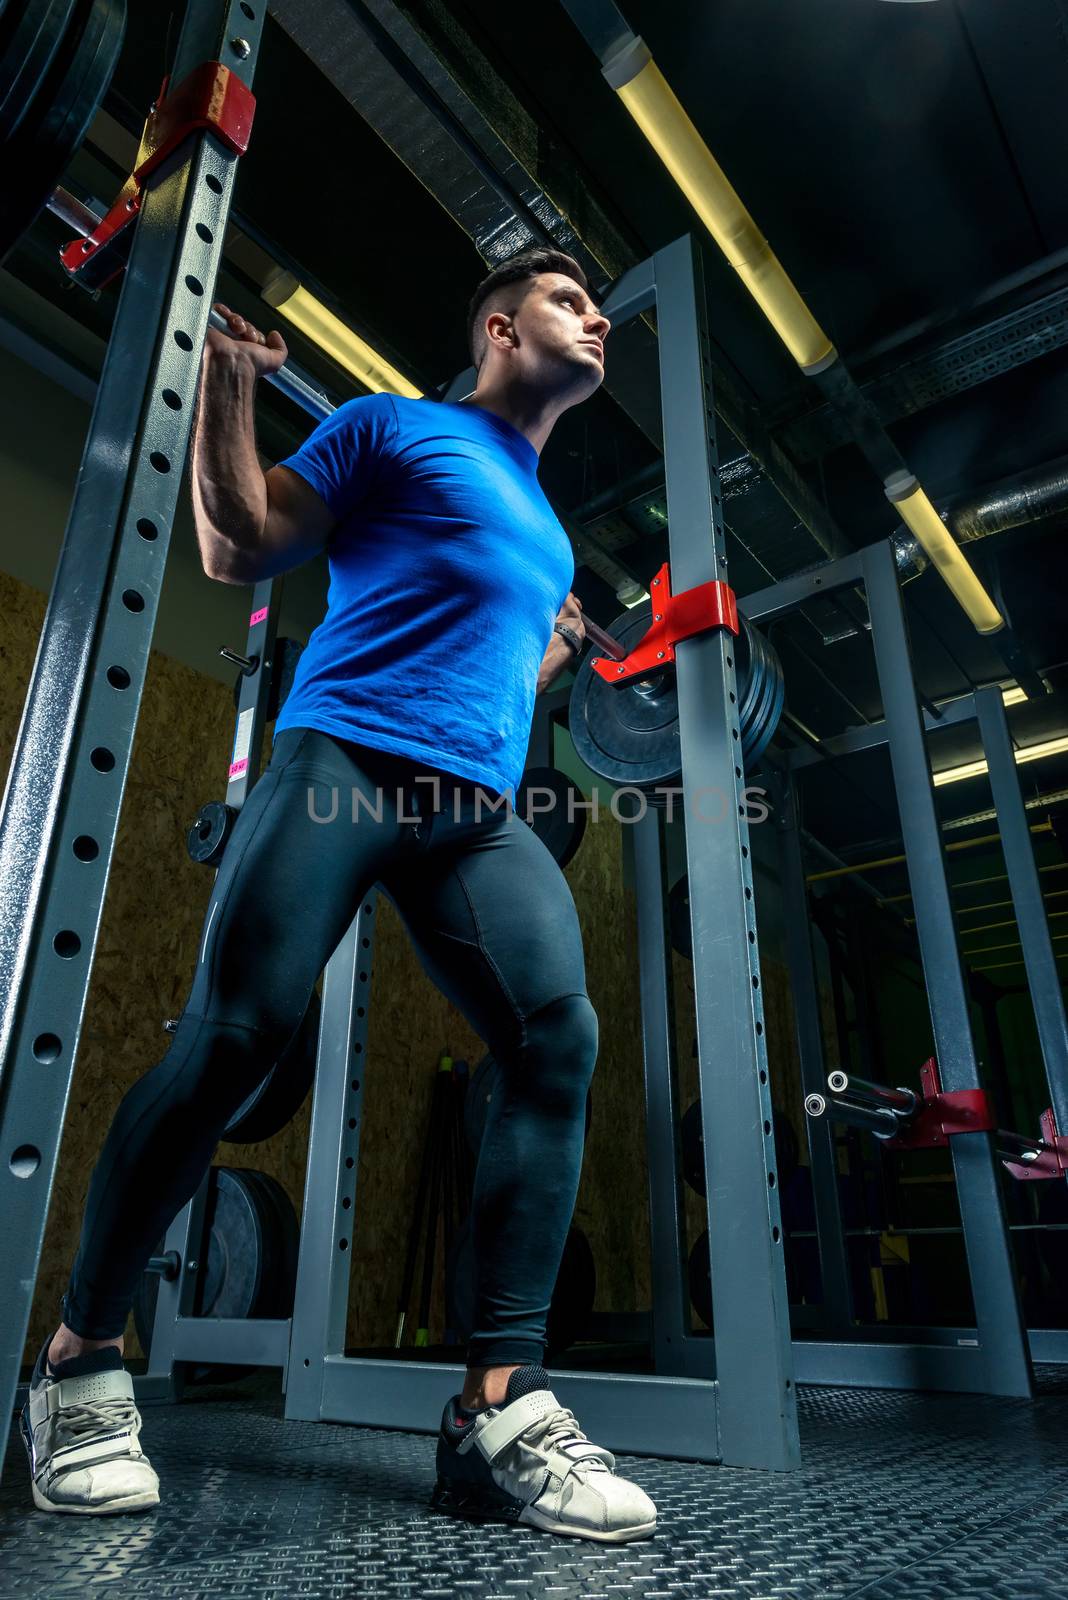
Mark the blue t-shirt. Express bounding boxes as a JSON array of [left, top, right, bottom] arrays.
[[272, 394, 574, 798]]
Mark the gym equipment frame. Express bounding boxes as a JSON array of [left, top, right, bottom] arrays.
[[0, 0, 265, 1471], [0, 208, 801, 1470], [277, 235, 797, 1471], [772, 664, 1068, 1390]]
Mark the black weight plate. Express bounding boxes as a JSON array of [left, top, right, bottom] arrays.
[[514, 765, 587, 868], [0, 0, 125, 268], [133, 1167, 265, 1382], [231, 636, 306, 719], [681, 1098, 705, 1196], [680, 1098, 796, 1197], [739, 618, 785, 768], [236, 1168, 299, 1319], [0, 0, 77, 144], [688, 1229, 714, 1330], [224, 989, 321, 1144], [544, 1223, 596, 1358], [186, 799, 237, 867], [463, 1051, 592, 1157], [669, 875, 691, 960], [569, 604, 784, 796], [569, 603, 682, 793]]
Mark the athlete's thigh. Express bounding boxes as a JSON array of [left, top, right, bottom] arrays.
[[186, 728, 397, 1031], [382, 811, 589, 1051]]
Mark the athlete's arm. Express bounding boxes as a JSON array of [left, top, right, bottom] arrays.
[[191, 305, 336, 585], [536, 593, 585, 692]]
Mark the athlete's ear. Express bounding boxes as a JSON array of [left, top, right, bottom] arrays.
[[485, 311, 516, 351]]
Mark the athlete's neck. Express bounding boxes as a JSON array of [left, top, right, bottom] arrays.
[[458, 379, 567, 456]]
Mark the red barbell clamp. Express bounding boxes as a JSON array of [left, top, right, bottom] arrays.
[[1002, 1108, 1068, 1182], [883, 1057, 997, 1151], [591, 562, 739, 687], [61, 62, 256, 291]]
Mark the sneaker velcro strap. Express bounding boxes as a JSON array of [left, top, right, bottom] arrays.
[[47, 1367, 135, 1415], [465, 1390, 561, 1463], [47, 1428, 137, 1478], [553, 1438, 616, 1473]]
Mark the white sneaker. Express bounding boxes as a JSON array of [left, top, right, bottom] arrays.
[[432, 1363, 657, 1543], [21, 1341, 160, 1514]]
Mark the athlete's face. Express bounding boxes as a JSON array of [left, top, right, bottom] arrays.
[[489, 274, 611, 402]]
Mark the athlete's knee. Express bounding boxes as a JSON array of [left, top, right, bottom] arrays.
[[521, 992, 598, 1083], [160, 1011, 294, 1119]]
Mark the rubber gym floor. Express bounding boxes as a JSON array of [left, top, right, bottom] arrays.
[[2, 1358, 1066, 1600]]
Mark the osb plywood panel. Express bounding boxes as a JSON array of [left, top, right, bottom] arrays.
[[1, 573, 254, 1363]]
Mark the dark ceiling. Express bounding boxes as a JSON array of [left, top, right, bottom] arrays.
[[10, 0, 1068, 895]]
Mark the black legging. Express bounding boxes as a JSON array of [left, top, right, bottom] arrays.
[[63, 727, 598, 1368]]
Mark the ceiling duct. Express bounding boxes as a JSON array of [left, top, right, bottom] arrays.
[[894, 452, 1068, 578], [267, 0, 852, 582]]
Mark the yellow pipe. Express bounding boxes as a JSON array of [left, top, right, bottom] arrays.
[[957, 909, 1068, 937], [603, 36, 1003, 635], [603, 40, 835, 372], [262, 270, 422, 398], [805, 823, 1052, 884], [953, 889, 1068, 919], [885, 475, 1003, 634], [962, 934, 1068, 958], [876, 860, 1068, 906], [971, 952, 1068, 973]]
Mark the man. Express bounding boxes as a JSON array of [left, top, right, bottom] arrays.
[[23, 248, 657, 1544]]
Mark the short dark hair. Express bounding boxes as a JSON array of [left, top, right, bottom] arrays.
[[467, 247, 589, 370]]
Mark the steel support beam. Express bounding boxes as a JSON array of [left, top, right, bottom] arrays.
[[771, 769, 853, 1325], [861, 540, 1033, 1397], [656, 235, 798, 1469], [0, 0, 263, 1458], [975, 685, 1068, 1135]]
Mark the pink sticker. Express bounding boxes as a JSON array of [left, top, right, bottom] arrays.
[[249, 606, 268, 627], [228, 758, 249, 781]]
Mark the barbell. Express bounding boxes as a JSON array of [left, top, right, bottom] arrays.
[[568, 600, 784, 802], [0, 0, 126, 269]]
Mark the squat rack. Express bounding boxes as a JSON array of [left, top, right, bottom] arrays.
[[0, 0, 1054, 1486], [144, 233, 798, 1471], [0, 0, 796, 1474], [773, 667, 1068, 1388]]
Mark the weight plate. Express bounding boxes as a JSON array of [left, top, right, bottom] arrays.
[[545, 1223, 596, 1358], [0, 0, 77, 145], [688, 1229, 714, 1330], [133, 1167, 267, 1382], [681, 1098, 705, 1195], [514, 765, 587, 868], [236, 1167, 299, 1319], [568, 603, 682, 795], [681, 1099, 799, 1200], [669, 875, 691, 960], [186, 799, 237, 867], [463, 1050, 591, 1156], [223, 988, 320, 1144], [0, 0, 125, 268], [568, 604, 784, 797], [268, 636, 304, 721]]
